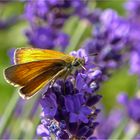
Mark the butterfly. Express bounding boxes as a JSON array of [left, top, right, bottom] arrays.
[[4, 48, 85, 99]]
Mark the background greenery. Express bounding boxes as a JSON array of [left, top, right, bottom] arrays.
[[0, 0, 138, 138]]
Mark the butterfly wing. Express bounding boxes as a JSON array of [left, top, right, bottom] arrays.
[[15, 47, 67, 64], [4, 59, 65, 87], [19, 66, 67, 99], [4, 47, 75, 99]]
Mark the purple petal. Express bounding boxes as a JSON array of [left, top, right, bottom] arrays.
[[78, 113, 89, 123], [100, 9, 118, 27], [40, 93, 57, 117], [36, 124, 50, 137], [80, 106, 92, 115], [69, 113, 78, 123], [76, 73, 87, 91], [117, 93, 128, 105], [65, 95, 74, 112]]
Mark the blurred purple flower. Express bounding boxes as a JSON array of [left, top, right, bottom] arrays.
[[29, 97, 40, 119], [13, 99, 25, 117], [7, 48, 16, 64], [100, 9, 129, 40], [95, 91, 140, 139], [96, 109, 124, 139], [125, 0, 140, 22], [83, 7, 140, 82], [0, 16, 19, 29], [128, 98, 140, 123], [24, 0, 101, 50], [118, 93, 140, 123], [1, 128, 10, 139], [129, 51, 140, 75], [25, 26, 69, 49], [134, 134, 140, 140], [124, 0, 140, 77], [117, 92, 128, 105], [24, 0, 97, 27]]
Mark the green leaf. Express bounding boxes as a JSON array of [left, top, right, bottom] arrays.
[[109, 118, 128, 139], [65, 20, 90, 53], [0, 90, 20, 136]]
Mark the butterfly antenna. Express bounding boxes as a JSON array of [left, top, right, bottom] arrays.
[[79, 62, 87, 71], [84, 53, 98, 58]]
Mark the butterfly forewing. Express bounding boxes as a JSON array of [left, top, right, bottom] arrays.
[[15, 47, 67, 64]]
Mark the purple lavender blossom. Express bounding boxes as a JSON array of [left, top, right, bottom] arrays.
[[124, 0, 140, 22], [83, 9, 130, 79], [13, 98, 25, 117], [24, 0, 72, 49], [118, 93, 140, 123], [96, 109, 124, 139], [0, 16, 19, 29], [24, 0, 89, 50], [65, 93, 92, 123], [134, 134, 140, 140], [25, 26, 69, 49], [37, 124, 50, 138], [7, 48, 16, 64], [1, 128, 11, 139], [100, 9, 129, 40], [129, 51, 140, 75], [40, 92, 57, 118], [95, 92, 140, 139], [24, 0, 95, 28], [37, 49, 102, 139], [124, 0, 140, 77], [24, 0, 101, 50], [127, 98, 140, 123]]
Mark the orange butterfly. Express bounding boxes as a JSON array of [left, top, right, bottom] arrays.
[[4, 48, 85, 99]]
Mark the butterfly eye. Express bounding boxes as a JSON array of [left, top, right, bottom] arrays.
[[73, 59, 80, 67]]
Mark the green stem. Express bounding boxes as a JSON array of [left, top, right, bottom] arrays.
[[0, 90, 19, 137], [22, 95, 41, 139], [109, 118, 128, 139], [122, 121, 139, 140], [65, 20, 89, 53], [63, 17, 79, 36]]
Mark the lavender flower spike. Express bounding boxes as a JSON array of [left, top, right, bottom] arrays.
[[37, 49, 102, 139], [118, 93, 140, 123]]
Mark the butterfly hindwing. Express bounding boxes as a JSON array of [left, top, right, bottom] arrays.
[[4, 59, 65, 87], [19, 66, 67, 99]]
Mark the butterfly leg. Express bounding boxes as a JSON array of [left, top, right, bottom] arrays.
[[49, 79, 56, 88], [63, 68, 71, 81], [49, 67, 68, 88], [60, 67, 71, 94]]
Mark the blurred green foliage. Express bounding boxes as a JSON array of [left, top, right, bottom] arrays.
[[0, 2, 27, 114], [96, 0, 126, 15], [0, 0, 138, 138]]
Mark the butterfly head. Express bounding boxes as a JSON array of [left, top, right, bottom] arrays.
[[72, 57, 86, 70]]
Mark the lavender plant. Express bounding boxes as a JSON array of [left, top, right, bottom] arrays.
[[95, 92, 140, 139], [23, 1, 104, 139], [1, 0, 140, 139], [37, 49, 102, 139], [24, 0, 140, 139]]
